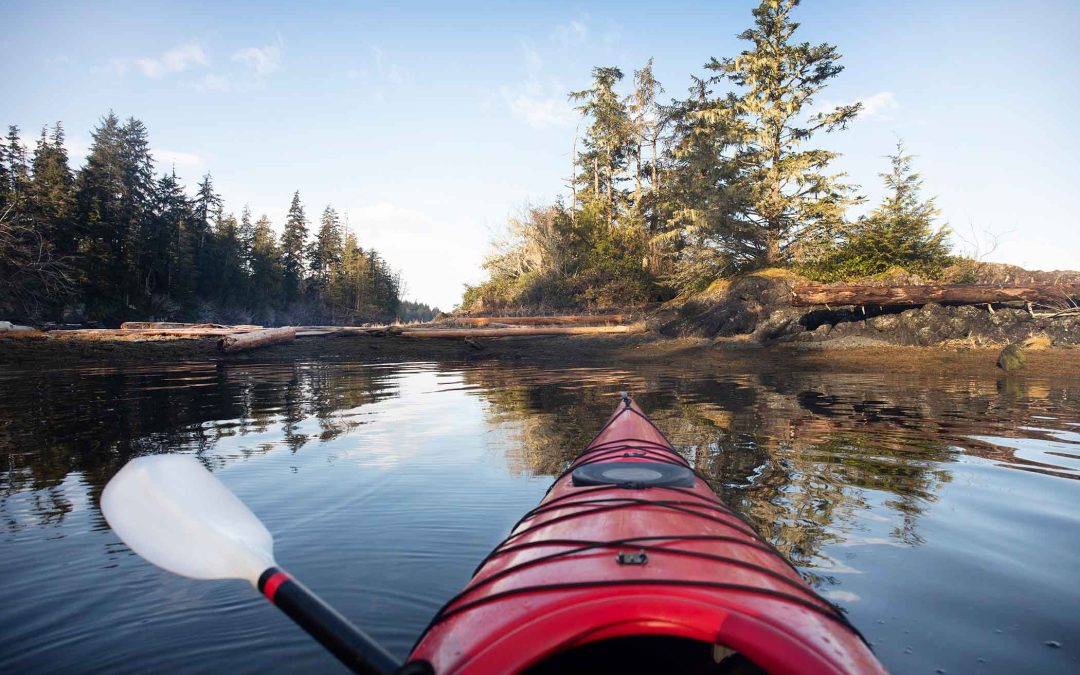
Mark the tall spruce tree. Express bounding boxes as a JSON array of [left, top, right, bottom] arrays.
[[280, 191, 308, 305], [75, 112, 129, 319], [119, 117, 156, 310], [710, 0, 861, 266], [570, 67, 633, 226], [4, 126, 31, 209], [30, 124, 76, 257], [308, 205, 343, 300], [658, 77, 747, 288], [249, 214, 282, 321], [151, 169, 195, 313]]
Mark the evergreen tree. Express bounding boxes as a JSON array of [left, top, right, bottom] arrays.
[[30, 123, 76, 256], [193, 173, 223, 250], [249, 214, 282, 321], [119, 117, 156, 309], [570, 67, 633, 226], [657, 77, 747, 288], [279, 191, 307, 305], [4, 126, 31, 210], [308, 205, 343, 300], [75, 112, 129, 319], [151, 169, 196, 313], [710, 0, 861, 266], [211, 212, 246, 312], [823, 141, 951, 278], [630, 59, 663, 208], [238, 205, 254, 273]]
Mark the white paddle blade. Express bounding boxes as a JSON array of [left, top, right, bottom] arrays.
[[101, 454, 275, 583]]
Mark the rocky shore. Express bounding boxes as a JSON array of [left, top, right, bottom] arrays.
[[651, 269, 1080, 348]]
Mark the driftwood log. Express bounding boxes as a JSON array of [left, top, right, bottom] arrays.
[[399, 325, 638, 339], [790, 283, 1080, 307], [120, 322, 263, 330], [447, 315, 624, 326], [218, 326, 296, 353]]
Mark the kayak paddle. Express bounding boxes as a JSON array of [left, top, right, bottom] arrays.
[[101, 454, 426, 675]]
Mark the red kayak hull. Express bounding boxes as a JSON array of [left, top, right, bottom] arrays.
[[408, 397, 886, 674]]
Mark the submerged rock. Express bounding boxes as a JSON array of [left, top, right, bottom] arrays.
[[997, 344, 1026, 371]]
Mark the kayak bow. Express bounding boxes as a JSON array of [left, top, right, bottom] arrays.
[[406, 393, 886, 674]]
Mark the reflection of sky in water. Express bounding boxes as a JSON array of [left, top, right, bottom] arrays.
[[1, 360, 1078, 674]]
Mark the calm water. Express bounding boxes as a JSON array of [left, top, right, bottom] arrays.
[[1, 357, 1078, 673]]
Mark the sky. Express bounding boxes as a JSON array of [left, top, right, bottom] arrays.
[[2, 1, 1078, 309]]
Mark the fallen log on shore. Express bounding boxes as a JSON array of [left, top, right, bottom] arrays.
[[399, 325, 639, 339], [218, 326, 297, 353], [446, 314, 624, 326], [790, 283, 1080, 307], [119, 322, 263, 330]]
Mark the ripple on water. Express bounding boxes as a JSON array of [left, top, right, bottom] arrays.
[[0, 360, 1078, 674]]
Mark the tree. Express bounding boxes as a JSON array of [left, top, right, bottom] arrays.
[[630, 59, 664, 207], [30, 124, 76, 256], [4, 126, 31, 210], [657, 77, 747, 289], [710, 0, 861, 266], [279, 191, 307, 305], [151, 169, 196, 313], [249, 214, 282, 321], [308, 205, 343, 298], [570, 67, 633, 226], [821, 141, 951, 279]]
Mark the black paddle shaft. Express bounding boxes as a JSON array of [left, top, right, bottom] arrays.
[[258, 567, 410, 675]]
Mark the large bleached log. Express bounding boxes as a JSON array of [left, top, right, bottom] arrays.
[[790, 283, 1080, 307], [400, 325, 638, 338], [218, 326, 296, 353], [120, 322, 264, 330], [448, 314, 624, 326]]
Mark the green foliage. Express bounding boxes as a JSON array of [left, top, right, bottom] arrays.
[[468, 0, 957, 308], [709, 0, 862, 266], [805, 141, 952, 281], [463, 202, 657, 311], [1, 113, 405, 324]]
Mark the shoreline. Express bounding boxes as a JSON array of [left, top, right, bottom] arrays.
[[4, 331, 1079, 379]]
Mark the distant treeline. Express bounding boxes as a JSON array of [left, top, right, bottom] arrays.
[[465, 0, 952, 311], [0, 113, 437, 325]]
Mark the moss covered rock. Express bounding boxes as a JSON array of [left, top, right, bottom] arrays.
[[997, 343, 1026, 371]]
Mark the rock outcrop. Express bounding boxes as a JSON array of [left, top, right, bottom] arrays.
[[656, 269, 1080, 348]]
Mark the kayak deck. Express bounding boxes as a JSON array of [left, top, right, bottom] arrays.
[[408, 395, 885, 674]]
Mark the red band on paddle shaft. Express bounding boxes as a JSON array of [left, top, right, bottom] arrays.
[[262, 571, 290, 603]]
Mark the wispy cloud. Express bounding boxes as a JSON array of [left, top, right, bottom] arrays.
[[552, 17, 588, 48], [811, 91, 899, 123], [194, 73, 233, 92], [232, 42, 281, 77], [857, 91, 899, 121], [500, 42, 574, 129], [134, 43, 209, 78], [368, 45, 408, 85]]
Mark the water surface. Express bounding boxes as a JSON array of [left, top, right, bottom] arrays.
[[1, 357, 1078, 673]]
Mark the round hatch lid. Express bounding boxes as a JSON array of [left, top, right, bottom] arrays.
[[571, 461, 695, 488]]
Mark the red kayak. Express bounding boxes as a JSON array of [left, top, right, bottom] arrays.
[[406, 394, 886, 674]]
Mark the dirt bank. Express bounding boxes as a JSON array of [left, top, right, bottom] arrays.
[[4, 330, 1079, 380], [652, 268, 1080, 348]]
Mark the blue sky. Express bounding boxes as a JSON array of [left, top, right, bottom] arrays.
[[3, 1, 1078, 309]]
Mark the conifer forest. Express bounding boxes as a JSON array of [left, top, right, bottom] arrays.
[[4, 0, 957, 321]]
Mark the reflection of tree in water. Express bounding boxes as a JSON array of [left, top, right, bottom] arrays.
[[464, 363, 1080, 576], [0, 363, 400, 532]]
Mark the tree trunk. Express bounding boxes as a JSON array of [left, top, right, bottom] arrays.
[[444, 314, 623, 326], [400, 325, 638, 339], [790, 283, 1080, 307], [218, 326, 296, 353], [593, 156, 599, 200]]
